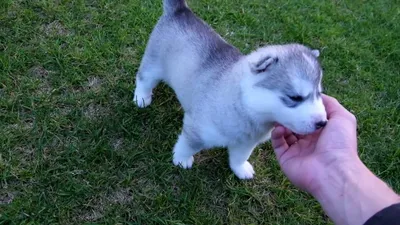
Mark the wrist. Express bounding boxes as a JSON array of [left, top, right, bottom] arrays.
[[312, 155, 365, 200], [312, 157, 400, 225]]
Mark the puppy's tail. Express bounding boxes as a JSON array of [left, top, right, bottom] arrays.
[[163, 0, 188, 14]]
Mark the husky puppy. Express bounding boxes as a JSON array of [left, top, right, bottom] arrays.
[[134, 0, 327, 179]]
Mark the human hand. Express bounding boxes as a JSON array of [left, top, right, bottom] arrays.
[[272, 94, 400, 225], [271, 94, 358, 194]]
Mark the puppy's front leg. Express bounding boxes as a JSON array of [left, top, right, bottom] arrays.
[[172, 133, 202, 169], [133, 70, 160, 108], [259, 127, 273, 144], [228, 143, 257, 179]]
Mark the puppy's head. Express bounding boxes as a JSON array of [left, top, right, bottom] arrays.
[[242, 44, 327, 135]]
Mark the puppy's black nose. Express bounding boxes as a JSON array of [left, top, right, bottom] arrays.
[[315, 120, 327, 129]]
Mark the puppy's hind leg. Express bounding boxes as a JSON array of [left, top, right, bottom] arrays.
[[133, 52, 162, 108], [228, 143, 257, 179]]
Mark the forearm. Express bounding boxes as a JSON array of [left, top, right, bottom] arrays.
[[313, 159, 400, 225]]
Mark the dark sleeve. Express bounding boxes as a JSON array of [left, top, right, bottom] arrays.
[[364, 203, 400, 225]]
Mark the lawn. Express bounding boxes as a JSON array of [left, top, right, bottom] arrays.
[[1, 0, 399, 224]]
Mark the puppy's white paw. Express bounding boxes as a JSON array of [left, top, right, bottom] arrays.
[[231, 161, 255, 179], [173, 154, 194, 169], [133, 90, 152, 108]]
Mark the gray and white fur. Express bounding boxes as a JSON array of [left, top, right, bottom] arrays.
[[134, 0, 327, 179]]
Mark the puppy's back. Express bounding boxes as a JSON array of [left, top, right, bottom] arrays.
[[144, 0, 242, 110]]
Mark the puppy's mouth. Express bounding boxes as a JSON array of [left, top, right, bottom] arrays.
[[291, 131, 310, 136], [280, 124, 316, 136]]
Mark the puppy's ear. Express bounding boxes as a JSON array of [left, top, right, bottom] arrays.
[[311, 49, 320, 57], [250, 56, 278, 74]]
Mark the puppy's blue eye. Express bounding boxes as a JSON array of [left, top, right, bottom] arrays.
[[288, 95, 304, 102]]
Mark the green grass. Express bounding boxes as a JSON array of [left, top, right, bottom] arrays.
[[1, 0, 399, 224]]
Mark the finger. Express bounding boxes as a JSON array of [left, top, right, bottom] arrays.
[[321, 94, 352, 119], [322, 94, 358, 130], [294, 133, 307, 140], [271, 126, 289, 158], [284, 128, 298, 146]]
